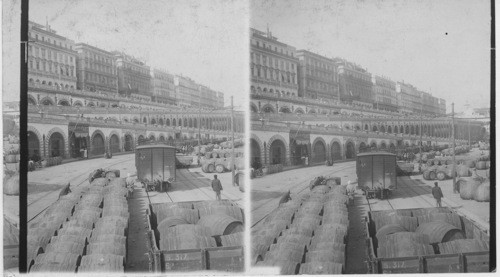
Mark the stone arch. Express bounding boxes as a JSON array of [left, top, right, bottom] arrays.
[[369, 140, 378, 150], [379, 140, 387, 150], [58, 99, 70, 106], [250, 103, 258, 113], [294, 107, 305, 114], [410, 125, 415, 135], [250, 134, 264, 168], [158, 118, 164, 126], [90, 129, 106, 156], [149, 133, 156, 141], [151, 118, 157, 125], [387, 125, 392, 133], [330, 138, 343, 161], [279, 106, 291, 113], [308, 108, 317, 114], [364, 124, 369, 131], [267, 134, 288, 165], [166, 118, 171, 126], [380, 125, 386, 133], [178, 118, 182, 127], [345, 139, 356, 159], [358, 141, 368, 153], [354, 124, 361, 130], [261, 104, 275, 113], [73, 100, 83, 107], [389, 143, 396, 152], [172, 118, 177, 126], [372, 125, 378, 132], [405, 125, 410, 134], [28, 95, 37, 105], [189, 118, 193, 128], [123, 132, 134, 151], [40, 97, 55, 106], [28, 125, 43, 158], [87, 101, 95, 107], [311, 137, 327, 163], [46, 127, 67, 158], [158, 134, 166, 141], [143, 117, 148, 124], [109, 132, 121, 153]]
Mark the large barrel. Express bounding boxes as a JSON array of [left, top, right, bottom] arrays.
[[458, 178, 482, 200], [305, 249, 345, 265], [476, 161, 487, 170], [465, 160, 476, 168], [159, 235, 216, 251], [384, 232, 431, 246], [159, 224, 211, 238], [49, 234, 88, 246], [87, 242, 126, 256], [157, 216, 189, 230], [375, 224, 407, 246], [198, 205, 244, 222], [90, 178, 108, 187], [89, 234, 126, 245], [92, 224, 126, 237], [32, 252, 81, 271], [62, 219, 94, 230], [422, 170, 432, 180], [44, 241, 85, 255], [78, 254, 124, 272], [73, 210, 101, 224], [57, 226, 92, 241], [30, 258, 79, 272], [215, 163, 225, 173], [109, 178, 126, 187], [197, 214, 243, 236], [372, 214, 417, 232], [276, 234, 312, 252], [154, 207, 199, 224], [79, 194, 103, 207], [102, 207, 129, 218], [95, 216, 128, 228], [265, 244, 305, 264], [473, 181, 490, 202], [299, 262, 343, 274], [415, 221, 465, 244], [281, 227, 314, 238], [457, 165, 471, 177], [438, 238, 489, 254], [416, 213, 462, 229], [220, 232, 243, 247]]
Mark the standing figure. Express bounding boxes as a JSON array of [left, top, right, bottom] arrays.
[[431, 182, 444, 207], [211, 174, 223, 201]]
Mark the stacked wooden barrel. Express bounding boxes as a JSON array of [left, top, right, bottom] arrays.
[[153, 200, 244, 252], [252, 178, 348, 274], [28, 169, 128, 273]]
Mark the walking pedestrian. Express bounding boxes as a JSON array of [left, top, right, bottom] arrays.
[[431, 182, 444, 207], [211, 174, 223, 201]]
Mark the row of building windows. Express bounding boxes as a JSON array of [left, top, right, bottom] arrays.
[[306, 68, 336, 81], [305, 57, 335, 71], [82, 51, 115, 65], [306, 79, 336, 92], [29, 59, 75, 77], [251, 53, 296, 72], [121, 63, 149, 75], [28, 78, 74, 89], [252, 39, 295, 57], [343, 70, 371, 83], [84, 60, 116, 75], [29, 31, 73, 50], [29, 45, 75, 65], [85, 72, 117, 86], [251, 65, 297, 85]]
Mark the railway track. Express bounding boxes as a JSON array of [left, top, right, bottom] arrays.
[[251, 162, 356, 228], [27, 157, 133, 224]]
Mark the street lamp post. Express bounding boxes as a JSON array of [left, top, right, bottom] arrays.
[[451, 103, 457, 193], [230, 96, 235, 186]]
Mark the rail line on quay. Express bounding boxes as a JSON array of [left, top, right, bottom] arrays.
[[28, 158, 133, 224], [251, 162, 357, 228]]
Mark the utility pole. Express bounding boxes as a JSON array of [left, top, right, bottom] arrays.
[[198, 87, 201, 147], [468, 119, 471, 148], [451, 103, 457, 193], [419, 93, 423, 169], [230, 96, 235, 186]]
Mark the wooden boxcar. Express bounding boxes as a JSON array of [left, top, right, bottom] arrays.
[[136, 144, 176, 191], [146, 200, 244, 272], [365, 207, 490, 273], [356, 152, 397, 199]]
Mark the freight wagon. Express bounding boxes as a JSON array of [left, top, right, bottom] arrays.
[[357, 152, 397, 199], [365, 207, 491, 273], [146, 200, 245, 272], [135, 144, 178, 192]]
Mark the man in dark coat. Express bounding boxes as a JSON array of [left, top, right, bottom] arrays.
[[431, 182, 444, 207], [211, 175, 223, 201]]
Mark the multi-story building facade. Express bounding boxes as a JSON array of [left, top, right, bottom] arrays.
[[397, 82, 419, 114], [175, 75, 200, 107], [337, 60, 373, 108], [150, 68, 176, 105], [421, 91, 440, 115], [438, 98, 446, 115], [296, 50, 339, 101], [371, 75, 398, 112], [250, 28, 299, 99], [216, 92, 225, 108], [28, 21, 77, 90], [114, 52, 151, 96], [199, 86, 222, 109], [75, 43, 118, 93]]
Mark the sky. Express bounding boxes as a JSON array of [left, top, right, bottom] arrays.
[[4, 0, 249, 108], [251, 0, 491, 113]]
